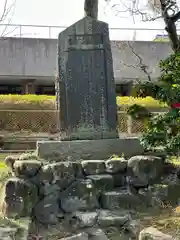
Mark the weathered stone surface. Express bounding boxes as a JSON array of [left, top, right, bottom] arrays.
[[60, 179, 99, 212], [139, 227, 173, 240], [47, 162, 75, 190], [37, 138, 144, 161], [13, 160, 42, 177], [105, 158, 127, 173], [86, 174, 114, 192], [112, 174, 126, 187], [38, 164, 54, 184], [81, 160, 106, 175], [0, 177, 37, 218], [57, 17, 117, 140], [33, 194, 60, 224], [88, 229, 110, 240], [127, 155, 164, 185], [100, 188, 142, 209], [72, 162, 84, 178], [60, 233, 88, 240], [74, 211, 98, 227], [150, 183, 180, 206], [97, 210, 130, 227]]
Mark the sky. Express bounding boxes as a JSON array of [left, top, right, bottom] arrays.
[[0, 0, 171, 40]]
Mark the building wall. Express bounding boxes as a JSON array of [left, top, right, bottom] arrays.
[[0, 37, 173, 84]]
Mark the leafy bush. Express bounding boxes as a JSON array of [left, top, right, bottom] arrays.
[[140, 53, 180, 156]]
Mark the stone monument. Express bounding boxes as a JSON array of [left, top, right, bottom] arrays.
[[37, 0, 142, 161], [56, 0, 118, 140]]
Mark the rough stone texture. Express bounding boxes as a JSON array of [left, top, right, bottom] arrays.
[[57, 16, 117, 140], [74, 211, 98, 227], [100, 188, 142, 209], [81, 160, 106, 175], [105, 158, 127, 173], [60, 179, 99, 212], [13, 160, 42, 177], [1, 152, 178, 239], [127, 155, 164, 186], [139, 227, 173, 240], [88, 229, 110, 240], [0, 177, 38, 218], [46, 162, 75, 190], [37, 138, 144, 161], [97, 210, 131, 227], [33, 194, 60, 224], [87, 174, 114, 192]]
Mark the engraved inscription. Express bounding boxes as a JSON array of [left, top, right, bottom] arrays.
[[68, 34, 103, 45], [68, 34, 103, 50]]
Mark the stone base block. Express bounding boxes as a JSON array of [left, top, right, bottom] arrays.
[[36, 137, 144, 161]]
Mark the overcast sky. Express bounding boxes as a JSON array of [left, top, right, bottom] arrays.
[[0, 0, 168, 40]]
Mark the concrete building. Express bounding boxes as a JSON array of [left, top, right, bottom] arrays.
[[0, 37, 173, 95]]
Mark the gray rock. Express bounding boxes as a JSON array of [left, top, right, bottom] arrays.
[[106, 159, 127, 173], [60, 179, 99, 213], [86, 174, 114, 192], [112, 174, 126, 187], [127, 155, 164, 185], [100, 188, 142, 209], [60, 233, 88, 240], [39, 183, 60, 196], [81, 160, 106, 175], [33, 194, 60, 224], [150, 183, 180, 207], [88, 229, 110, 240], [13, 160, 42, 177], [74, 211, 98, 227], [139, 227, 173, 240], [47, 162, 75, 190], [97, 210, 131, 227], [72, 162, 84, 178], [0, 177, 38, 218], [38, 164, 54, 184]]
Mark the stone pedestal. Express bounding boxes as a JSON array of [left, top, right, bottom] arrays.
[[37, 138, 144, 161], [56, 17, 118, 140]]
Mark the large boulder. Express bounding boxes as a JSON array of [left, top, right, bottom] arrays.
[[0, 177, 38, 218], [33, 193, 62, 224], [139, 227, 173, 240], [127, 155, 164, 187], [60, 179, 99, 213]]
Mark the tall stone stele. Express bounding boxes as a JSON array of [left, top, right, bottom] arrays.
[[56, 0, 118, 140]]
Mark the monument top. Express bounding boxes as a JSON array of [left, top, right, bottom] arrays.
[[84, 0, 98, 19]]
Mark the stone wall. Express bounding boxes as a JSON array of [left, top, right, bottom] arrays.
[[0, 153, 180, 239]]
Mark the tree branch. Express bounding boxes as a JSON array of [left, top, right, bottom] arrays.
[[0, 0, 16, 37]]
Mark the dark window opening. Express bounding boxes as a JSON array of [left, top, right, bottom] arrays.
[[0, 84, 22, 94], [36, 85, 55, 95], [116, 82, 132, 96]]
